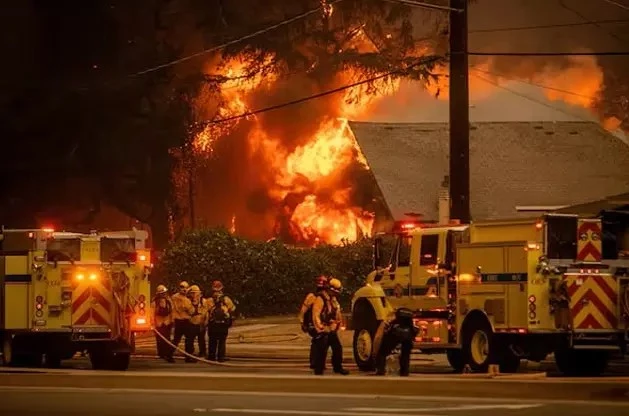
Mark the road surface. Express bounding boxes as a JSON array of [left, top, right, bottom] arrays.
[[1, 385, 628, 416]]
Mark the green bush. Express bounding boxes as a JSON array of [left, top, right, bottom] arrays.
[[153, 228, 377, 317]]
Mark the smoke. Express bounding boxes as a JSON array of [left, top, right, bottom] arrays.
[[369, 0, 629, 131]]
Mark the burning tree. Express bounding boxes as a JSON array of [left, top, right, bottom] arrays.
[[176, 0, 446, 246]]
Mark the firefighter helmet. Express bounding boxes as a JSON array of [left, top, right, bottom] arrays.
[[188, 285, 201, 293], [316, 275, 328, 289], [212, 280, 224, 292], [328, 278, 342, 294], [179, 281, 190, 291], [156, 284, 168, 294]]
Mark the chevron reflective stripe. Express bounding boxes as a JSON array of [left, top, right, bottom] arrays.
[[71, 279, 114, 327], [565, 274, 618, 329], [576, 220, 602, 262]]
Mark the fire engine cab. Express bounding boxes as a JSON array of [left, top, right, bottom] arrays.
[[348, 214, 629, 376], [0, 227, 152, 370]]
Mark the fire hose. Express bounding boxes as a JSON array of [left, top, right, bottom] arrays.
[[151, 327, 310, 368]]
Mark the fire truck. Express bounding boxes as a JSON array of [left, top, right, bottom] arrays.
[[348, 214, 629, 376], [0, 227, 152, 370]]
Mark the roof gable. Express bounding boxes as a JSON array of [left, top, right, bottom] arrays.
[[350, 121, 629, 221]]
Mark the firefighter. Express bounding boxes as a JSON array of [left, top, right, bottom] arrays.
[[373, 307, 418, 376], [310, 278, 349, 375], [186, 285, 209, 360], [151, 284, 175, 363], [207, 280, 236, 362], [298, 275, 329, 369], [171, 280, 194, 361]]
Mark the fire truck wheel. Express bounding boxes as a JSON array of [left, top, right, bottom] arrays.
[[44, 353, 62, 369], [554, 348, 609, 377], [446, 349, 465, 372], [462, 316, 493, 372], [89, 348, 130, 371], [353, 320, 379, 371], [109, 352, 131, 371]]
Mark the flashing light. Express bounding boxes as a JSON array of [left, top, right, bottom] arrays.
[[76, 273, 85, 281], [42, 227, 54, 233], [36, 303, 43, 310], [139, 254, 147, 262], [89, 273, 98, 281], [138, 302, 146, 309], [401, 223, 416, 230], [528, 295, 536, 303], [135, 317, 147, 326], [526, 243, 540, 251], [535, 221, 543, 230]]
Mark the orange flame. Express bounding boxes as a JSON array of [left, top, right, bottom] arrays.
[[194, 51, 396, 245]]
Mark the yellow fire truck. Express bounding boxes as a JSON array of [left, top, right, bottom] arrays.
[[0, 227, 152, 370], [348, 214, 629, 376]]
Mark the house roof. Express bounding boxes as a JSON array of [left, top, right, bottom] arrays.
[[556, 192, 629, 216], [349, 121, 629, 221]]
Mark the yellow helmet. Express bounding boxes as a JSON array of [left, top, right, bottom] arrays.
[[156, 284, 168, 294], [328, 278, 342, 294], [178, 281, 190, 291], [188, 285, 201, 293]]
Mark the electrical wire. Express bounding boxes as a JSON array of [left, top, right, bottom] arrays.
[[382, 0, 462, 12], [469, 19, 629, 34], [471, 68, 597, 102], [129, 0, 345, 77], [601, 0, 629, 11], [467, 51, 629, 56], [558, 0, 628, 45], [196, 55, 441, 126], [470, 72, 598, 123]]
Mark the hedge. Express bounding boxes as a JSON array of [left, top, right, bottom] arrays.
[[152, 228, 379, 317]]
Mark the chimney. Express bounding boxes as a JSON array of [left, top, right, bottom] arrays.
[[438, 175, 450, 225]]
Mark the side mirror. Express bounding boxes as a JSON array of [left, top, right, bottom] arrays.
[[373, 236, 383, 270]]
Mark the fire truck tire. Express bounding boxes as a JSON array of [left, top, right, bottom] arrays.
[[353, 319, 379, 371], [446, 349, 465, 372], [461, 315, 493, 372], [44, 353, 62, 369], [1, 337, 42, 367], [89, 348, 130, 371], [109, 352, 131, 371], [554, 348, 609, 377]]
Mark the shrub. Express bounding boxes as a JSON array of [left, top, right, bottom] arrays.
[[153, 228, 377, 317]]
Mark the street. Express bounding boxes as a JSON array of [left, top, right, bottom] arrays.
[[1, 386, 628, 416]]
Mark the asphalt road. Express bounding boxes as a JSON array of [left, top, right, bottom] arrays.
[[1, 387, 628, 416]]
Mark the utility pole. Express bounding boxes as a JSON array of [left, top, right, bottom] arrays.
[[449, 0, 470, 223]]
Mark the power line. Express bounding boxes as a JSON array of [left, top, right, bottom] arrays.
[[130, 1, 344, 77], [466, 51, 629, 56], [469, 19, 629, 34], [558, 0, 628, 44], [601, 0, 629, 11], [471, 68, 597, 101], [382, 0, 462, 12], [471, 72, 596, 123], [197, 56, 441, 126]]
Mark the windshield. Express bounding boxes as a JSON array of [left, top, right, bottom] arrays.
[[46, 238, 81, 262], [100, 237, 136, 262]]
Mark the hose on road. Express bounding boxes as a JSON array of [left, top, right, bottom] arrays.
[[151, 327, 308, 368]]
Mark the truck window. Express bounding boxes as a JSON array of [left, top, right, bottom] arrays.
[[420, 234, 439, 266], [398, 236, 412, 267], [101, 238, 136, 262], [47, 238, 81, 262], [546, 216, 578, 259]]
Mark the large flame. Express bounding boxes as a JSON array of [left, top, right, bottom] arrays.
[[193, 53, 396, 245]]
